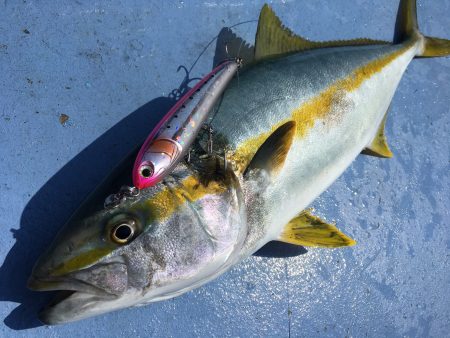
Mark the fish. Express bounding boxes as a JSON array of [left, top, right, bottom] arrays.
[[28, 0, 449, 324], [133, 59, 241, 189]]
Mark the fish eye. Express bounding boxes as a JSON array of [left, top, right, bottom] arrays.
[[111, 221, 135, 244], [140, 164, 154, 178]]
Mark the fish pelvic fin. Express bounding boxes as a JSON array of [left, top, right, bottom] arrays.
[[244, 121, 296, 178], [362, 111, 393, 158], [394, 0, 450, 58], [278, 210, 356, 248], [254, 4, 388, 62]]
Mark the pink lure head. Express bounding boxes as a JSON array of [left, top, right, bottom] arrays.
[[133, 139, 182, 189]]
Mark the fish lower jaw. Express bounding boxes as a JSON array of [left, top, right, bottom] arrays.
[[39, 290, 144, 325], [28, 275, 127, 325], [39, 290, 105, 325]]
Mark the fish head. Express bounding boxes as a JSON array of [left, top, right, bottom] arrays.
[[28, 160, 246, 324]]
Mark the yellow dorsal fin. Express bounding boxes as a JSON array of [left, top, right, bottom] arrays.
[[278, 210, 356, 248], [244, 121, 296, 177], [362, 112, 393, 158], [254, 4, 388, 61]]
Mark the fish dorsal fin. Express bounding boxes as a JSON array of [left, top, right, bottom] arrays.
[[278, 210, 356, 248], [255, 4, 389, 61], [255, 4, 312, 61], [244, 121, 296, 177], [362, 112, 393, 158]]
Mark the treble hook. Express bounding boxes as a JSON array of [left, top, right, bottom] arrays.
[[205, 125, 214, 154]]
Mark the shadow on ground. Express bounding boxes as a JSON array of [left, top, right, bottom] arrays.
[[254, 242, 307, 258], [0, 94, 177, 329]]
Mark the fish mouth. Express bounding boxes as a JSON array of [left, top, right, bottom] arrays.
[[28, 277, 116, 325], [27, 275, 119, 299], [27, 262, 127, 325]]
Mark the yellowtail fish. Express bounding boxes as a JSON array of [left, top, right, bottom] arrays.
[[28, 0, 449, 324]]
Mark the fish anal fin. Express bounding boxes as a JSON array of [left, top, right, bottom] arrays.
[[255, 4, 389, 61], [278, 210, 356, 248], [362, 112, 393, 158], [244, 121, 296, 177]]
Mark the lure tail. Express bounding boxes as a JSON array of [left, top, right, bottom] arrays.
[[394, 0, 450, 58]]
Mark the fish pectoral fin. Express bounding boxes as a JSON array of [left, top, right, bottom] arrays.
[[244, 121, 296, 178], [278, 210, 356, 248], [362, 112, 393, 158], [254, 4, 389, 61]]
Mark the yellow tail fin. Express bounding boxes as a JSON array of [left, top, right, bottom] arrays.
[[394, 0, 450, 57]]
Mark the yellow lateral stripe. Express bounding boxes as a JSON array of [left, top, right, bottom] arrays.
[[51, 177, 229, 275], [233, 42, 415, 172], [52, 247, 114, 276], [140, 43, 416, 226], [51, 176, 227, 275], [144, 176, 228, 223]]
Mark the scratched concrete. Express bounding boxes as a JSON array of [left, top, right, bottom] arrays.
[[0, 0, 449, 337]]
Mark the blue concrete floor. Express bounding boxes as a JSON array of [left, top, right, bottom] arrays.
[[0, 0, 449, 337]]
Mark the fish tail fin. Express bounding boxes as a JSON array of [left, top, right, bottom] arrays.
[[394, 0, 450, 58]]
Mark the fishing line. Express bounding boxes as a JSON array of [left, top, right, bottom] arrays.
[[207, 20, 254, 127], [188, 19, 257, 74], [183, 19, 257, 160], [172, 20, 256, 101]]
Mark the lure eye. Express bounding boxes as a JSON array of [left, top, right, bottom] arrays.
[[111, 221, 135, 244], [140, 164, 154, 178]]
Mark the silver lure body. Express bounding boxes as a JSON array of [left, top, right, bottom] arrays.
[[133, 60, 240, 189]]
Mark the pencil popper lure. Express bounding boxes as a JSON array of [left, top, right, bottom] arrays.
[[132, 59, 241, 190]]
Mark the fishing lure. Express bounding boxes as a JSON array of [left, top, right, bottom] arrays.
[[132, 59, 241, 189]]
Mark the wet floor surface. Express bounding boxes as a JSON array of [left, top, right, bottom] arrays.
[[0, 1, 449, 337]]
